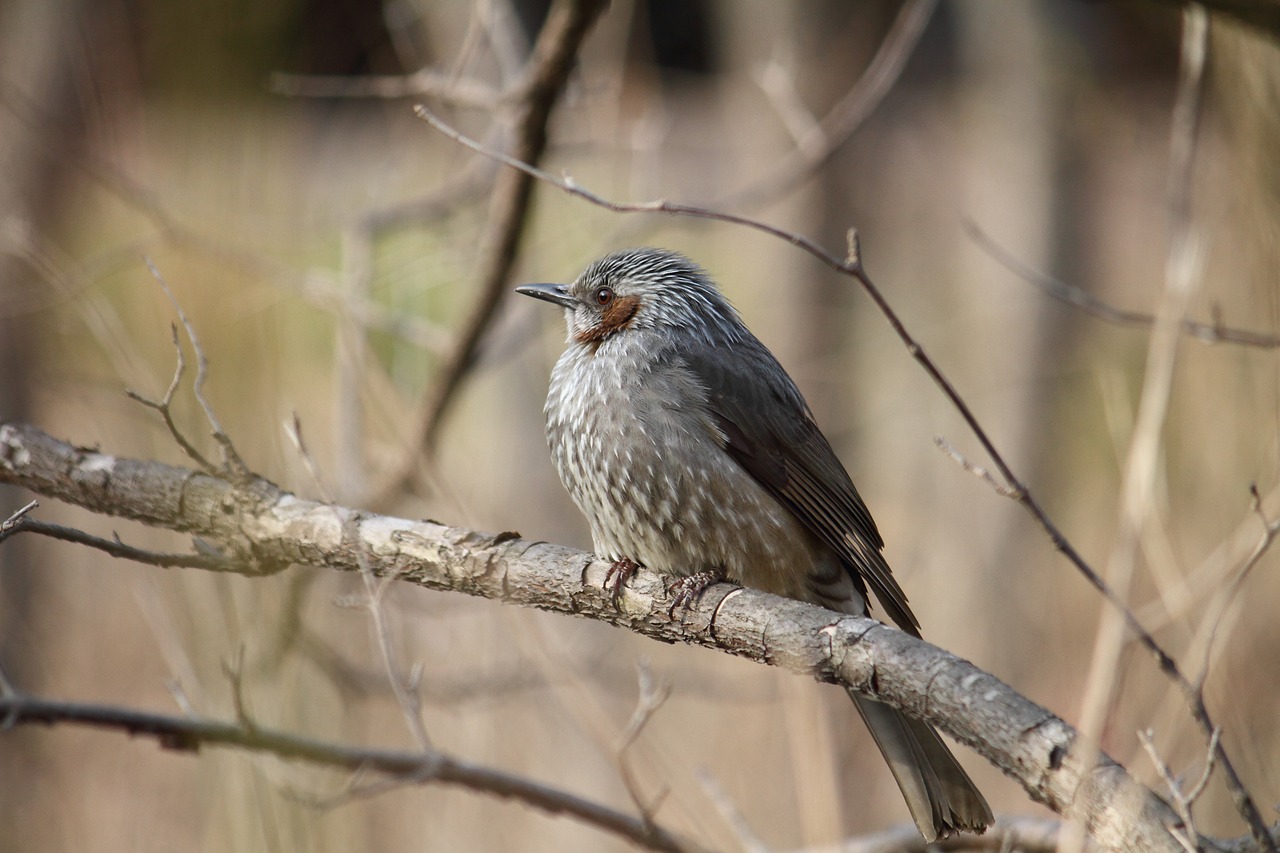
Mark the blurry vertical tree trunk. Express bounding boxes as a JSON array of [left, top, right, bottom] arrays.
[[947, 2, 1075, 673], [1212, 18, 1280, 330], [0, 0, 90, 686], [0, 0, 93, 847]]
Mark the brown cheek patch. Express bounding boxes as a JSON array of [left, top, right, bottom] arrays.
[[574, 295, 641, 347]]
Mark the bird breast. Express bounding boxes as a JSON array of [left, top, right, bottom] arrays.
[[544, 332, 834, 601]]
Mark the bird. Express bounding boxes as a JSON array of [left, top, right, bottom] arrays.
[[516, 247, 992, 841]]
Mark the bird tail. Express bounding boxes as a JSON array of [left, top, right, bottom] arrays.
[[849, 690, 993, 840]]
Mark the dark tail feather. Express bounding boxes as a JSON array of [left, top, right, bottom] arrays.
[[849, 690, 993, 840]]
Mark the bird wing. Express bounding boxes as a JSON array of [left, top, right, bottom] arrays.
[[681, 336, 921, 635]]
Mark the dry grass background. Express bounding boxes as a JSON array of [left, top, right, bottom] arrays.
[[1, 1, 1278, 851]]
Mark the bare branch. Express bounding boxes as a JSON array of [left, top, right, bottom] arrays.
[[726, 0, 939, 210], [962, 220, 1280, 349], [2, 499, 38, 532], [0, 689, 696, 853], [222, 647, 256, 731], [697, 768, 770, 853], [357, 542, 433, 751], [268, 67, 503, 108], [933, 437, 1019, 498], [284, 413, 334, 505], [0, 516, 240, 571], [3, 421, 1265, 853], [125, 324, 219, 476], [1197, 495, 1280, 691], [143, 258, 250, 481], [616, 662, 672, 827], [1140, 727, 1221, 853]]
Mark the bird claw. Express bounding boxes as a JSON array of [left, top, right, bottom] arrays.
[[666, 568, 726, 616], [603, 557, 640, 609]]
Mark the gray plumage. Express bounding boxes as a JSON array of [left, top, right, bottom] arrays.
[[517, 247, 992, 841]]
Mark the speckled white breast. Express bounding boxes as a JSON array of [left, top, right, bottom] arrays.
[[544, 330, 841, 604]]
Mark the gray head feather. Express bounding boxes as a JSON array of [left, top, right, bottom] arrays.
[[566, 247, 747, 346]]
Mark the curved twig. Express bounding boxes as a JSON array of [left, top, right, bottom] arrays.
[[963, 218, 1280, 349], [724, 0, 938, 210], [0, 517, 239, 571]]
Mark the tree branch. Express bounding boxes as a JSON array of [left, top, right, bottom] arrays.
[[0, 689, 695, 852], [962, 218, 1280, 349], [5, 421, 1274, 853], [0, 517, 239, 571]]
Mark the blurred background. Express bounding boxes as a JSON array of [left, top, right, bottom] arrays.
[[1, 0, 1278, 850]]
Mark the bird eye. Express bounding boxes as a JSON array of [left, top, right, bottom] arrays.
[[594, 286, 614, 306]]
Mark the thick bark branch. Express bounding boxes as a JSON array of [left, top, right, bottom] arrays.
[[0, 421, 1267, 853]]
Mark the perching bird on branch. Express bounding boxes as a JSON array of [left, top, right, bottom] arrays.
[[517, 247, 992, 841]]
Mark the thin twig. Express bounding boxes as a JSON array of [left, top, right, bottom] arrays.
[[356, 542, 433, 751], [1183, 727, 1222, 810], [0, 690, 696, 852], [414, 90, 1277, 851], [963, 218, 1280, 349], [414, 103, 870, 274], [143, 258, 250, 481], [335, 224, 373, 499], [223, 647, 256, 731], [1136, 481, 1280, 627], [933, 437, 1019, 498], [1140, 727, 1219, 853], [285, 413, 335, 505], [1, 499, 38, 533], [268, 67, 503, 108], [0, 517, 241, 571], [696, 768, 769, 853], [1064, 5, 1211, 835], [615, 661, 672, 829], [1195, 495, 1280, 690], [724, 0, 938, 211], [125, 324, 219, 476]]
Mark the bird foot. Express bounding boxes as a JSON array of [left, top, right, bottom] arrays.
[[667, 568, 727, 616], [603, 557, 640, 609]]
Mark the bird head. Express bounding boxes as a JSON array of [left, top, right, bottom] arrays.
[[516, 247, 744, 349]]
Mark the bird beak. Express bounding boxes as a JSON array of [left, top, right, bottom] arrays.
[[516, 283, 577, 309]]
